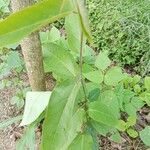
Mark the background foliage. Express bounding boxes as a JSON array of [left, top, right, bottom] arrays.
[[87, 0, 150, 75]]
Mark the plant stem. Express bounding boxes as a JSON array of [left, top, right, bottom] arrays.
[[79, 32, 87, 101]]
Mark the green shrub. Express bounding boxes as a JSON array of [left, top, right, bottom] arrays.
[[87, 0, 150, 75]]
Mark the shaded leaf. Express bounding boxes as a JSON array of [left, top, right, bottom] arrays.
[[88, 88, 100, 102]]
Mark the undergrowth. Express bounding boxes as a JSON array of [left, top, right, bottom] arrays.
[[87, 0, 150, 75]]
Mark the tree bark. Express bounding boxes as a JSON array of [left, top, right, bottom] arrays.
[[11, 0, 46, 91]]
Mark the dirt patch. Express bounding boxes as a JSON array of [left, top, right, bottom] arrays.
[[0, 87, 19, 150]]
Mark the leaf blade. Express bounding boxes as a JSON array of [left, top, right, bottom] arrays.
[[0, 0, 73, 47]]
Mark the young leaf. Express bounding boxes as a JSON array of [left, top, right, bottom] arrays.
[[127, 128, 138, 138], [0, 0, 73, 47], [104, 67, 125, 86], [0, 115, 22, 130], [68, 133, 93, 150], [20, 91, 51, 126], [95, 52, 111, 71], [43, 43, 78, 78], [140, 126, 150, 147], [83, 70, 103, 84], [41, 80, 83, 150], [126, 116, 136, 127], [88, 101, 119, 127]]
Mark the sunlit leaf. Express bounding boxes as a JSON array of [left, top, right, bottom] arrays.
[[0, 0, 73, 47], [20, 91, 51, 126], [43, 43, 78, 78], [41, 80, 85, 150], [95, 51, 111, 71], [65, 13, 81, 52], [88, 101, 119, 127], [84, 70, 103, 84], [104, 67, 125, 86], [75, 0, 92, 43], [68, 133, 93, 150]]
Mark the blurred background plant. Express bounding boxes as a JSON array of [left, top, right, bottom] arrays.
[[87, 0, 150, 75]]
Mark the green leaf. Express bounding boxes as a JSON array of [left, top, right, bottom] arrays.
[[110, 131, 122, 143], [88, 101, 119, 127], [127, 128, 138, 138], [92, 121, 115, 136], [88, 88, 100, 102], [116, 120, 126, 132], [140, 126, 150, 147], [124, 103, 137, 117], [131, 97, 145, 110], [83, 70, 103, 84], [0, 115, 22, 130], [68, 133, 93, 150], [41, 80, 84, 150], [133, 84, 141, 93], [75, 0, 92, 42], [16, 125, 35, 150], [65, 13, 81, 52], [6, 51, 23, 69], [40, 26, 60, 44], [20, 91, 51, 126], [144, 77, 150, 92], [140, 92, 150, 106], [126, 116, 136, 128], [104, 67, 125, 86], [43, 43, 78, 78], [99, 90, 120, 118], [95, 52, 111, 71], [132, 75, 141, 85], [0, 0, 73, 47]]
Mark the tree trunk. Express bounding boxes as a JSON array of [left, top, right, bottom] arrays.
[[11, 0, 46, 91]]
